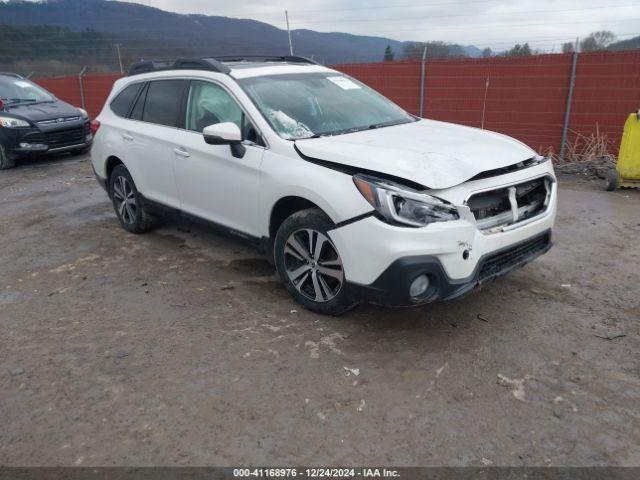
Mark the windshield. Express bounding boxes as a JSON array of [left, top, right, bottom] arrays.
[[238, 72, 416, 140], [0, 77, 54, 105]]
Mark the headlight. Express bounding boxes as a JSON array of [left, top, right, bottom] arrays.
[[0, 116, 30, 128], [78, 108, 89, 119], [353, 174, 459, 227]]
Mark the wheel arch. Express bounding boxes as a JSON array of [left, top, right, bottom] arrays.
[[269, 196, 330, 241], [105, 155, 124, 182]]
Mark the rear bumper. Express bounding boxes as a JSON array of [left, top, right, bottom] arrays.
[[345, 230, 552, 307]]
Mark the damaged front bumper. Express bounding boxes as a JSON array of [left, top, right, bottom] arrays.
[[344, 230, 552, 307], [329, 161, 558, 307]]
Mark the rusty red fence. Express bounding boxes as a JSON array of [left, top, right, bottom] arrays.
[[32, 50, 640, 156]]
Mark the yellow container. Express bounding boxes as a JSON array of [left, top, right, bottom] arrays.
[[609, 111, 640, 189]]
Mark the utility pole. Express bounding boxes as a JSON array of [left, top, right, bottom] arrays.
[[560, 37, 579, 162], [481, 74, 490, 129], [115, 44, 124, 74], [285, 10, 293, 55], [419, 46, 427, 117]]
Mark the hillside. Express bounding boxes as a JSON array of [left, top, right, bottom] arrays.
[[0, 0, 479, 70], [609, 35, 640, 51]]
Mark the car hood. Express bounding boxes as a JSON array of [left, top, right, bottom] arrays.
[[4, 100, 81, 123], [294, 119, 538, 189]]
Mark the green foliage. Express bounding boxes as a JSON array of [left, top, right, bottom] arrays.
[[0, 24, 112, 63], [504, 43, 532, 57], [401, 41, 467, 60], [383, 45, 394, 62]]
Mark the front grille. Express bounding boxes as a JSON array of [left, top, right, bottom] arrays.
[[38, 116, 82, 126], [43, 123, 89, 148], [467, 176, 552, 232], [478, 232, 551, 282]]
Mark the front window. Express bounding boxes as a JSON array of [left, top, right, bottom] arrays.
[[186, 80, 261, 144], [0, 77, 54, 105], [238, 72, 416, 140]]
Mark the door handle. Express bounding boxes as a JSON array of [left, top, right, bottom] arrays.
[[173, 147, 191, 158], [122, 133, 134, 142]]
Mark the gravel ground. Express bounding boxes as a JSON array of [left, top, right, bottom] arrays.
[[1, 154, 639, 467]]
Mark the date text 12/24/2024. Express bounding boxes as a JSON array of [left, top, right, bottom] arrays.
[[233, 468, 400, 478]]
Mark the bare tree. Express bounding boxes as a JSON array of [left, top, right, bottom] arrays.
[[580, 31, 616, 52], [561, 42, 574, 53], [481, 47, 492, 58]]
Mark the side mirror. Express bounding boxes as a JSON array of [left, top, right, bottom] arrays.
[[203, 122, 246, 158]]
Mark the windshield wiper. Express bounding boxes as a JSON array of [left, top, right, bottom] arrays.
[[368, 119, 412, 130], [4, 98, 38, 106]]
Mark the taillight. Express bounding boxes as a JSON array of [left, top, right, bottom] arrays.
[[90, 120, 101, 136]]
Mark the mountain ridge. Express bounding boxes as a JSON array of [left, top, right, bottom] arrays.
[[0, 0, 481, 65]]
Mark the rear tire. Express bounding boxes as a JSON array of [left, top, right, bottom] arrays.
[[274, 208, 356, 316], [0, 144, 17, 170], [605, 168, 619, 191], [109, 164, 156, 234]]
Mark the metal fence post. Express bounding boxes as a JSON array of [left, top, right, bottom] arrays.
[[419, 46, 427, 117], [78, 66, 88, 110], [560, 51, 579, 161]]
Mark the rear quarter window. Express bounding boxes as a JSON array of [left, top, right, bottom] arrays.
[[142, 80, 186, 127], [110, 83, 143, 118]]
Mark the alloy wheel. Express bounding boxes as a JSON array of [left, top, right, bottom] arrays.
[[283, 229, 344, 302], [112, 175, 137, 225]]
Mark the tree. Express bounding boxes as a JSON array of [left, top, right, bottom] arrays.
[[383, 45, 394, 61], [401, 41, 467, 60], [580, 31, 616, 52], [561, 42, 575, 53], [481, 47, 492, 58], [505, 43, 532, 57]]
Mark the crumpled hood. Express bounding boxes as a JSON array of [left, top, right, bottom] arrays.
[[4, 100, 81, 122], [295, 119, 537, 189]]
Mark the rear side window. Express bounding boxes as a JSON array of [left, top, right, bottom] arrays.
[[110, 83, 143, 118], [142, 80, 185, 127], [129, 83, 148, 121]]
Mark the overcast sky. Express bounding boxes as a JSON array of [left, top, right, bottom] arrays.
[[120, 0, 640, 51]]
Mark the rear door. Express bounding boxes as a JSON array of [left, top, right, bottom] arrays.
[[124, 79, 187, 209], [172, 80, 266, 237]]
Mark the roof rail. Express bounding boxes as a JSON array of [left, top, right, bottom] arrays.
[[212, 55, 319, 65], [127, 55, 318, 77], [0, 72, 24, 79], [127, 58, 231, 76], [128, 61, 171, 76]]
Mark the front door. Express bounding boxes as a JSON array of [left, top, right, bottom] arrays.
[[173, 80, 265, 238]]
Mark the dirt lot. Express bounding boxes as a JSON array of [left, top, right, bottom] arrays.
[[1, 154, 639, 467]]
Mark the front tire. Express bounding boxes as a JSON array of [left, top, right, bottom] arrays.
[[109, 164, 156, 234], [274, 208, 356, 316], [0, 144, 17, 170]]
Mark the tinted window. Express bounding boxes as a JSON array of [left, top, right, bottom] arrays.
[[129, 83, 147, 121], [110, 83, 143, 118], [142, 80, 185, 127]]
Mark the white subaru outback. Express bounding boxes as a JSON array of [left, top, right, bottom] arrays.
[[91, 55, 557, 315]]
